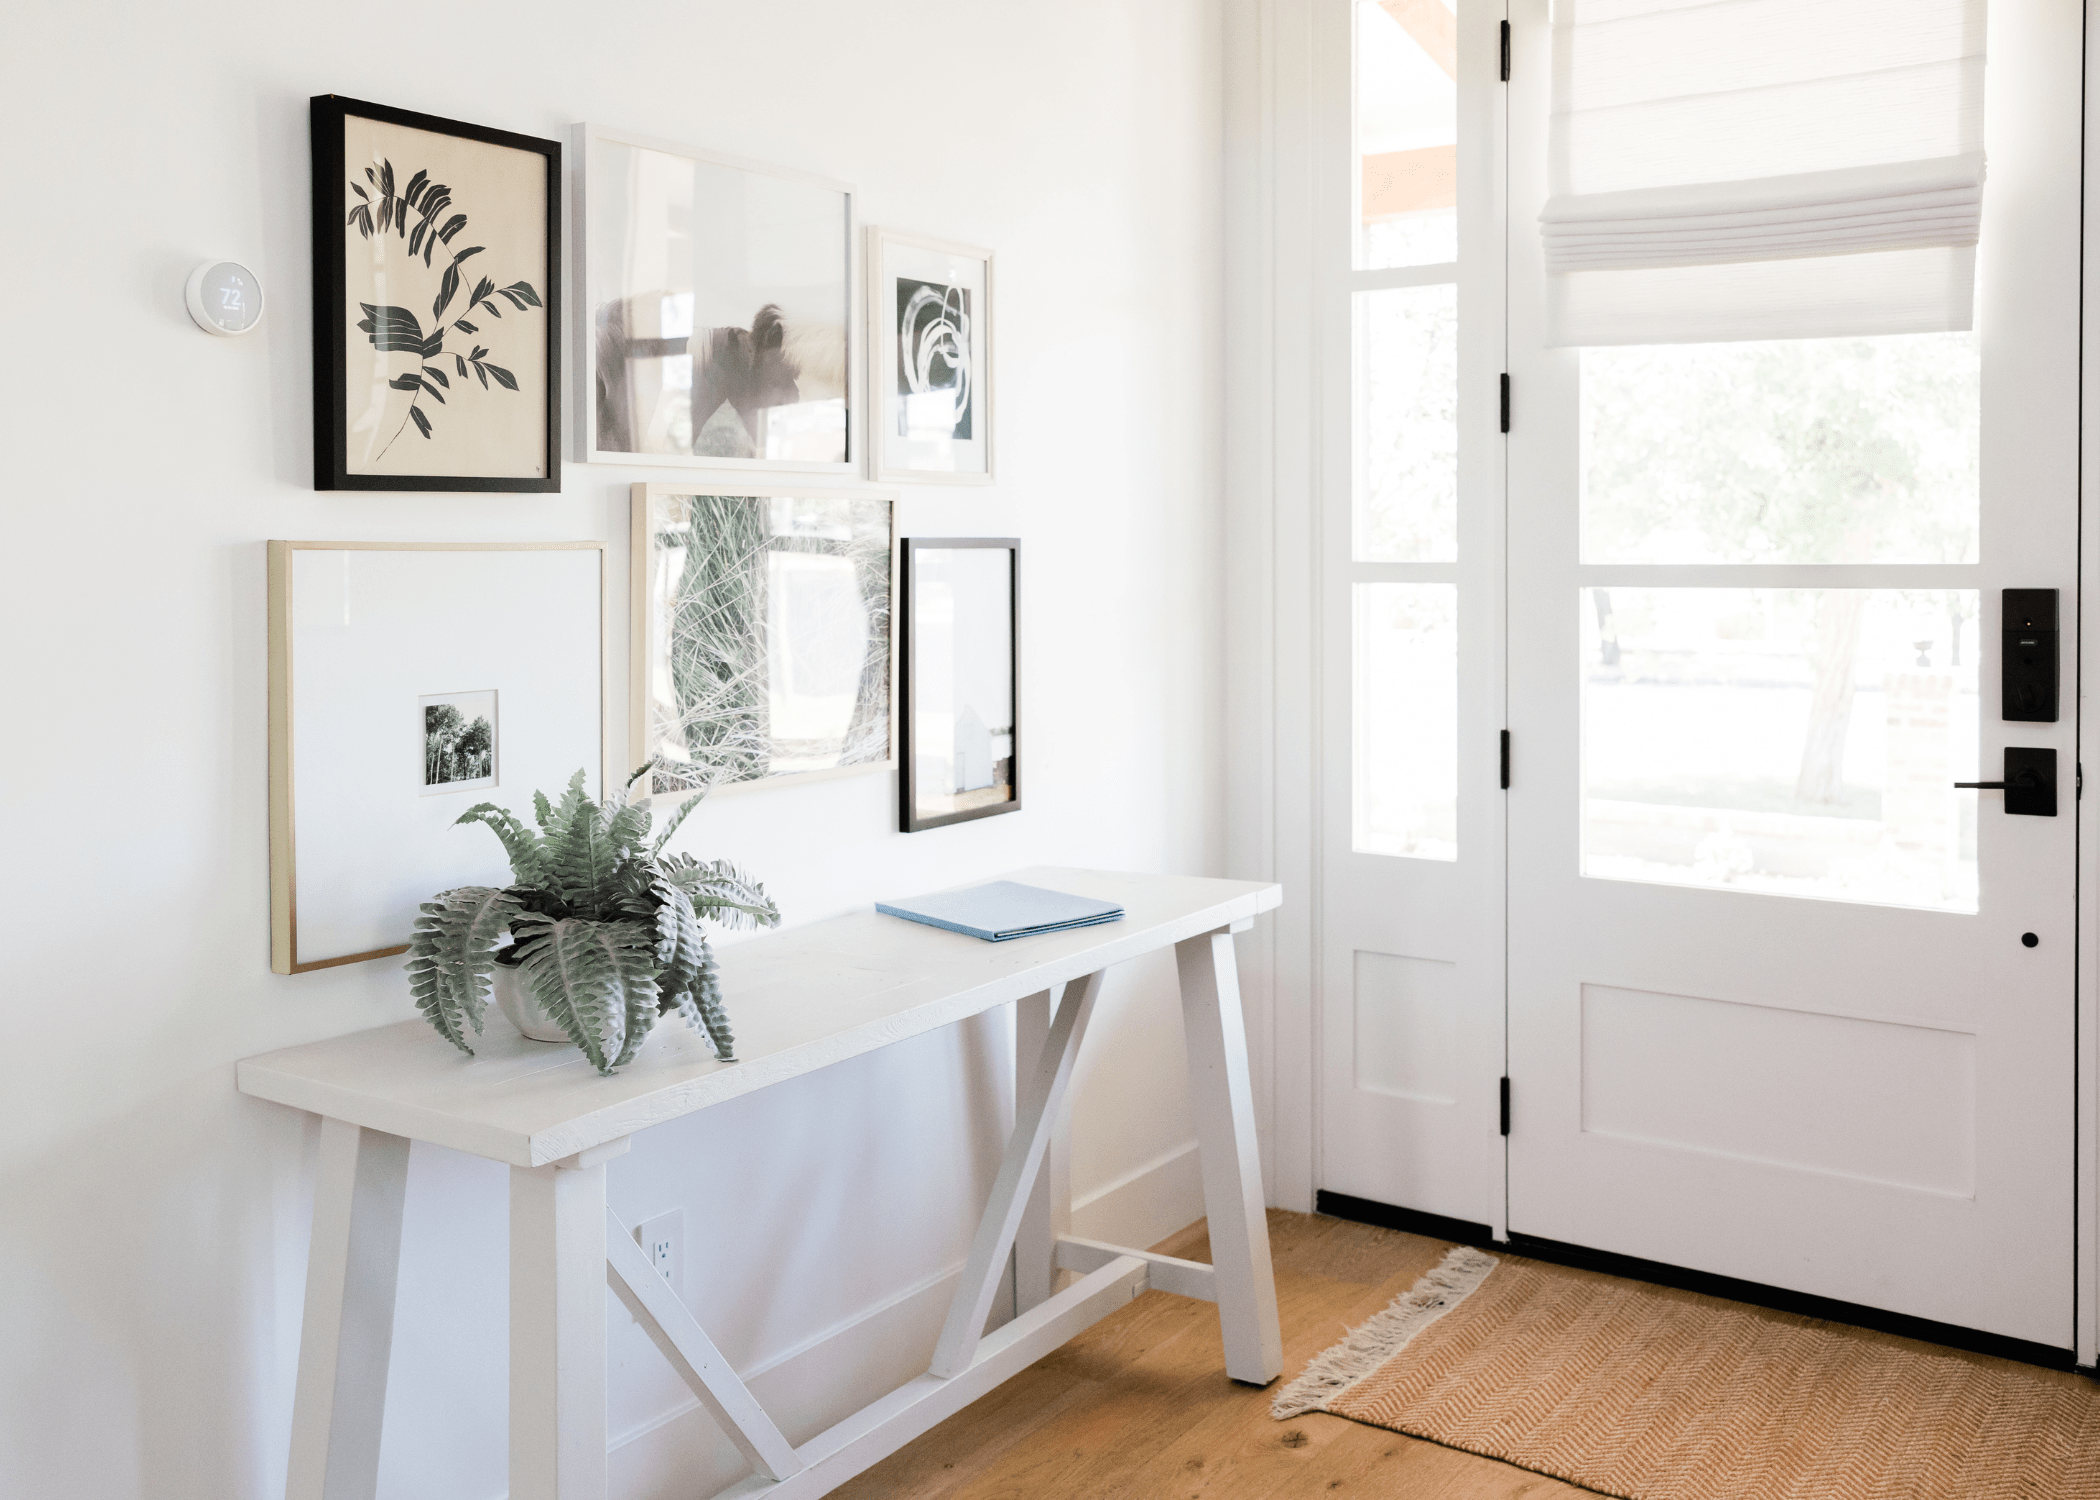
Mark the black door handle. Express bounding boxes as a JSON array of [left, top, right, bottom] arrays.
[[1957, 748, 2057, 816]]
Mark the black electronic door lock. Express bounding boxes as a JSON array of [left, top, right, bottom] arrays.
[[1957, 747, 2058, 816], [2002, 588, 2059, 722]]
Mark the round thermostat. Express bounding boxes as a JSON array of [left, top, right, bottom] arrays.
[[185, 260, 264, 336]]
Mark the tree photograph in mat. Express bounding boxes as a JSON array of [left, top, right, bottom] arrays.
[[870, 228, 992, 482], [632, 484, 893, 803], [582, 123, 852, 472], [311, 96, 560, 491], [268, 541, 605, 974], [901, 538, 1017, 831], [420, 689, 497, 794]]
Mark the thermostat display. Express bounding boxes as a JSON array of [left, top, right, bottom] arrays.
[[185, 260, 264, 336]]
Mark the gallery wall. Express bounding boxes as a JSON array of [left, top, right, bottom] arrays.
[[0, 3, 1230, 1496]]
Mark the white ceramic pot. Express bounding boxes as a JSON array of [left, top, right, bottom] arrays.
[[492, 963, 568, 1043]]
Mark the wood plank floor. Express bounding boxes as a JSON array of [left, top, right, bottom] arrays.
[[831, 1210, 1593, 1499]]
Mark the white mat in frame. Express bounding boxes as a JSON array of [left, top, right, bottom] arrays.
[[268, 541, 607, 973], [868, 226, 993, 484]]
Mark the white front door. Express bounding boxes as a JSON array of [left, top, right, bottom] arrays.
[[1502, 0, 2080, 1348], [1318, 0, 1509, 1234]]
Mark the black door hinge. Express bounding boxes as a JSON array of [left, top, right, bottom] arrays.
[[1499, 1077, 1512, 1136], [1499, 374, 1511, 433], [1499, 730, 1511, 789], [1500, 20, 1511, 81]]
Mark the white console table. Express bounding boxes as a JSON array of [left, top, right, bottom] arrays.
[[239, 867, 1284, 1500]]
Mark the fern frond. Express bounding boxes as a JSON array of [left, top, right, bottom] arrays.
[[659, 855, 781, 929], [404, 886, 522, 1055], [532, 788, 555, 831], [548, 797, 620, 916], [648, 788, 706, 854], [650, 879, 706, 1005], [510, 913, 657, 1074], [547, 767, 592, 832], [625, 759, 656, 791], [690, 934, 736, 1061], [455, 804, 548, 887], [604, 798, 653, 859]]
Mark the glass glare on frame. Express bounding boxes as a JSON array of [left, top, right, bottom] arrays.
[[1581, 588, 1980, 913], [1356, 284, 1458, 562], [909, 547, 1015, 824], [1356, 0, 1458, 270], [1580, 333, 1980, 565], [1355, 582, 1458, 861]]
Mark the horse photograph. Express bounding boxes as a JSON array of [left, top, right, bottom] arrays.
[[584, 129, 850, 468]]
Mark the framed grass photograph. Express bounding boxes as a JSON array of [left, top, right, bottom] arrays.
[[900, 538, 1019, 831], [267, 541, 606, 973], [581, 123, 856, 474], [631, 483, 895, 805], [869, 228, 993, 483], [310, 96, 561, 492]]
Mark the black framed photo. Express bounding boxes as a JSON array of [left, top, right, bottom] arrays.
[[899, 537, 1018, 832], [311, 96, 561, 492]]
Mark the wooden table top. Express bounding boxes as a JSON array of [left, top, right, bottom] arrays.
[[237, 867, 1281, 1166]]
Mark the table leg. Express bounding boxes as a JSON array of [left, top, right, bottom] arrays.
[[287, 1118, 410, 1500], [511, 1155, 610, 1500], [931, 970, 1104, 1379], [1176, 927, 1285, 1385], [1012, 986, 1069, 1316]]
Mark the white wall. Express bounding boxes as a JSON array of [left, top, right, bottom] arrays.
[[0, 4, 1227, 1495]]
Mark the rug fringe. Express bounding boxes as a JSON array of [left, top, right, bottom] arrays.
[[1271, 1245, 1500, 1419]]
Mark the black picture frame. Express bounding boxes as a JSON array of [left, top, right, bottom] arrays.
[[311, 95, 562, 492], [899, 537, 1020, 832]]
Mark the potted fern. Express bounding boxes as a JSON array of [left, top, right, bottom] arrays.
[[404, 765, 779, 1075]]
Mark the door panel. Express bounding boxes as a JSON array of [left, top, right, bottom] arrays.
[[1319, 0, 1507, 1229], [1503, 0, 2078, 1346]]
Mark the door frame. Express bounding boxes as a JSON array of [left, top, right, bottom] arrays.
[[2076, 1, 2099, 1376]]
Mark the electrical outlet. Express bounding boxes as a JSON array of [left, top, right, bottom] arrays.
[[633, 1209, 684, 1297]]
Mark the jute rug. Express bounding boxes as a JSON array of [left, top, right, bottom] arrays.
[[1272, 1246, 2100, 1499]]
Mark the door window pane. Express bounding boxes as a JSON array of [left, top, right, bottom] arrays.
[[1357, 0, 1457, 269], [1356, 284, 1458, 561], [1356, 583, 1457, 860], [1581, 333, 1980, 564], [1582, 589, 1980, 912]]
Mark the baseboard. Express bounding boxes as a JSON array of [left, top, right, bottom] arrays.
[[609, 1146, 1202, 1499], [1314, 1190, 2077, 1374], [1314, 1191, 1495, 1251], [1071, 1138, 1205, 1250]]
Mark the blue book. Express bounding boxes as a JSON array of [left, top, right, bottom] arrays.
[[876, 881, 1126, 943]]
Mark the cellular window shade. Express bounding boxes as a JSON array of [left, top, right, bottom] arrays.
[[1542, 0, 1986, 348]]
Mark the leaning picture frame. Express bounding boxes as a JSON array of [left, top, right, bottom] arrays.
[[578, 122, 858, 475], [310, 96, 562, 492], [267, 541, 607, 972], [631, 483, 896, 807], [868, 228, 994, 484], [899, 537, 1020, 832]]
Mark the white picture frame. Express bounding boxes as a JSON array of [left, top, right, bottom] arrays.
[[268, 541, 607, 973], [868, 227, 994, 484], [631, 482, 896, 805], [575, 121, 858, 476]]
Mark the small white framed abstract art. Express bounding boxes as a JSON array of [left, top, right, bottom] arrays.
[[267, 541, 605, 973], [868, 228, 992, 483], [631, 482, 895, 806], [577, 122, 856, 474]]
